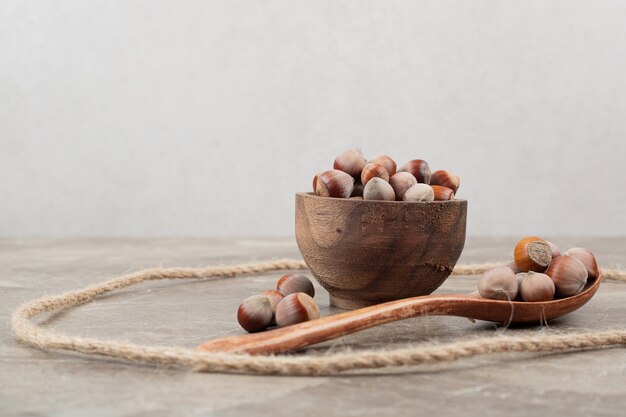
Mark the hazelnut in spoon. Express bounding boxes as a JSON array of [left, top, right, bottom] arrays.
[[197, 274, 602, 355]]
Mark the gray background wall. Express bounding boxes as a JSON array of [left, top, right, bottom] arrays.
[[2, 1, 625, 237]]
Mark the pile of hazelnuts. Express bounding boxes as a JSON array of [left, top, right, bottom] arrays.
[[312, 148, 460, 201], [478, 237, 599, 302], [237, 273, 320, 333]]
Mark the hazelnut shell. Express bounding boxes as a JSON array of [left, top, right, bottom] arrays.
[[237, 295, 273, 333], [361, 162, 390, 185], [430, 170, 460, 193], [315, 170, 354, 198], [563, 247, 599, 278], [369, 155, 397, 177], [333, 148, 366, 178], [478, 266, 518, 300], [275, 292, 320, 327], [518, 271, 555, 302], [513, 236, 552, 272], [403, 183, 434, 202], [398, 159, 431, 184], [277, 273, 315, 297], [431, 185, 455, 201], [389, 172, 417, 201], [363, 177, 395, 201], [545, 255, 588, 297]]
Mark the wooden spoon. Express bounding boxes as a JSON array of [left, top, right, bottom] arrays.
[[197, 275, 602, 355]]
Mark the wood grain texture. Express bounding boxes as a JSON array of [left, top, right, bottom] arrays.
[[295, 192, 467, 309], [197, 275, 602, 355]]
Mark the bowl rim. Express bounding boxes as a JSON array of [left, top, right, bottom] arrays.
[[296, 191, 467, 205]]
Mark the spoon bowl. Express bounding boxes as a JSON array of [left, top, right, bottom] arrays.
[[460, 274, 601, 324], [197, 274, 602, 355]]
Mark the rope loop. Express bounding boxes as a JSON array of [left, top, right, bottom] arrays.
[[11, 260, 626, 375]]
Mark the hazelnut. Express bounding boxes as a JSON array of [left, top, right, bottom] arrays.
[[518, 271, 555, 302], [546, 255, 588, 297], [368, 155, 397, 176], [431, 185, 455, 201], [277, 273, 315, 297], [398, 159, 431, 183], [363, 177, 395, 201], [478, 266, 518, 301], [513, 236, 552, 272], [563, 247, 599, 278], [315, 169, 354, 198], [430, 170, 460, 193], [389, 172, 417, 201], [333, 148, 367, 178], [361, 162, 390, 185], [261, 290, 284, 325], [237, 295, 273, 333], [402, 183, 434, 202], [275, 292, 320, 327]]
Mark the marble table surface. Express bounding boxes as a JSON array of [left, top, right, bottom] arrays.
[[1, 237, 625, 417]]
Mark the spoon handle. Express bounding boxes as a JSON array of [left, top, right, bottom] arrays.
[[196, 294, 479, 355]]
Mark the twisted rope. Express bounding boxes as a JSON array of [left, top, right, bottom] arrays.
[[11, 260, 626, 375]]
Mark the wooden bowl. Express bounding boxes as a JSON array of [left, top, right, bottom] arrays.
[[295, 192, 467, 309]]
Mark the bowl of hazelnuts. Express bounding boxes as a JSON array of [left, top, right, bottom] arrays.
[[296, 149, 467, 310]]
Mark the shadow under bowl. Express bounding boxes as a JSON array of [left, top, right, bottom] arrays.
[[295, 192, 468, 309]]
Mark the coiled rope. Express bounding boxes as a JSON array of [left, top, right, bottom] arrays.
[[11, 260, 626, 375]]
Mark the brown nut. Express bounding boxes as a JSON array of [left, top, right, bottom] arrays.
[[361, 162, 389, 185], [389, 172, 417, 201], [261, 290, 284, 325], [545, 255, 588, 297], [518, 271, 555, 302], [368, 155, 397, 177], [398, 159, 431, 184], [513, 236, 552, 272], [333, 148, 366, 178], [563, 247, 599, 278], [315, 169, 354, 198], [431, 185, 455, 201], [277, 273, 315, 297], [430, 170, 460, 193], [402, 183, 434, 202], [363, 177, 395, 201], [275, 292, 320, 327], [237, 295, 273, 333], [478, 266, 518, 300]]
